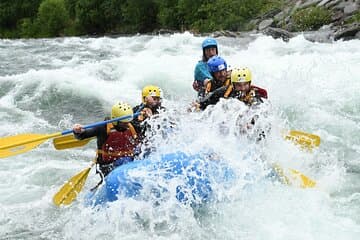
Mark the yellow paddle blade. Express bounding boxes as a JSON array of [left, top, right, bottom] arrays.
[[289, 169, 316, 188], [53, 135, 95, 150], [284, 130, 321, 150], [0, 133, 61, 158], [53, 167, 92, 206], [273, 164, 316, 188]]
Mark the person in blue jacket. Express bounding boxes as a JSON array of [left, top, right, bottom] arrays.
[[197, 56, 231, 110], [193, 37, 219, 96]]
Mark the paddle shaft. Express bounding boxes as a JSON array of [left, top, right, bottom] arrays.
[[0, 113, 139, 151], [199, 86, 227, 103], [61, 112, 138, 135]]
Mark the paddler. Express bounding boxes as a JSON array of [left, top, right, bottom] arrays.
[[132, 85, 175, 157], [194, 56, 231, 110], [72, 102, 139, 180], [224, 67, 268, 105], [132, 85, 165, 140], [193, 37, 219, 96], [225, 67, 269, 139]]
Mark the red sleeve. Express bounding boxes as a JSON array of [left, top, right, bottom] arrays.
[[252, 85, 268, 99]]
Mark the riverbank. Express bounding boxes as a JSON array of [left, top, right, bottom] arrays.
[[154, 0, 359, 43], [254, 0, 360, 42], [1, 0, 358, 42]]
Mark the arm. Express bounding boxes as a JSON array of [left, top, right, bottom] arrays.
[[193, 61, 212, 91], [73, 124, 103, 140], [199, 86, 227, 110]]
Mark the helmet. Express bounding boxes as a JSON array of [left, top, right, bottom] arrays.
[[111, 102, 133, 124], [207, 56, 227, 73], [231, 67, 252, 83], [202, 37, 218, 49], [142, 85, 163, 103]]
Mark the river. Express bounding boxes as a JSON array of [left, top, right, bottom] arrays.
[[0, 32, 359, 239]]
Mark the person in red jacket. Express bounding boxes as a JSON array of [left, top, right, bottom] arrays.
[[225, 67, 269, 139], [73, 102, 138, 178]]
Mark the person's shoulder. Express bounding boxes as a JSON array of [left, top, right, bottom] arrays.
[[195, 60, 206, 68], [252, 85, 268, 99]]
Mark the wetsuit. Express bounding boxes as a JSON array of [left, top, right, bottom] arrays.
[[199, 77, 231, 110], [132, 104, 169, 157]]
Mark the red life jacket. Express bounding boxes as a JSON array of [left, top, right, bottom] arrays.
[[97, 123, 138, 164]]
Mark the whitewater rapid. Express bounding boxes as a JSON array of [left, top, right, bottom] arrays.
[[0, 32, 359, 239]]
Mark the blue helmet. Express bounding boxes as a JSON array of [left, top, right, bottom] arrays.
[[207, 56, 227, 73], [202, 37, 218, 49]]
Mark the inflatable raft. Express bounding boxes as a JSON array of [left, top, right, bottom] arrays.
[[86, 151, 235, 206]]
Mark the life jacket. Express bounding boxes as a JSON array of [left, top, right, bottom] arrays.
[[97, 123, 138, 164], [224, 85, 268, 106], [205, 77, 231, 95]]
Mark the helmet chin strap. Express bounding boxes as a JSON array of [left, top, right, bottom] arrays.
[[114, 123, 128, 132], [236, 91, 245, 99]]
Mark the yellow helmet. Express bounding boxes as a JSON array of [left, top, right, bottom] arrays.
[[111, 102, 133, 124], [231, 67, 252, 83], [142, 85, 163, 103]]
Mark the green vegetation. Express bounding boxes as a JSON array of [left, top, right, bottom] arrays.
[[37, 0, 69, 37], [0, 0, 339, 39], [190, 0, 265, 32], [291, 6, 332, 31], [0, 0, 42, 38], [0, 0, 277, 38], [345, 11, 360, 24]]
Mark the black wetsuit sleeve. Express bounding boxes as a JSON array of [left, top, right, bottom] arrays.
[[74, 125, 106, 140], [75, 125, 108, 151], [131, 104, 144, 136], [199, 87, 227, 110]]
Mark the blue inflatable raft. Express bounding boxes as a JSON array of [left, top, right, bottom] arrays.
[[86, 151, 235, 206]]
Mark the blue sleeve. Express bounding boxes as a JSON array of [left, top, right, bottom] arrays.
[[194, 61, 212, 83]]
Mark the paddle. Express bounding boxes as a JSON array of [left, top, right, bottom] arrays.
[[52, 128, 321, 151], [53, 110, 145, 150], [273, 164, 316, 188], [53, 162, 95, 206], [53, 135, 95, 150], [284, 130, 320, 150], [198, 85, 227, 103], [275, 130, 319, 187], [0, 113, 136, 159]]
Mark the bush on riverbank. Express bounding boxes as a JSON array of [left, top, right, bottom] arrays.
[[345, 11, 360, 24], [37, 0, 69, 37], [291, 6, 332, 31]]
